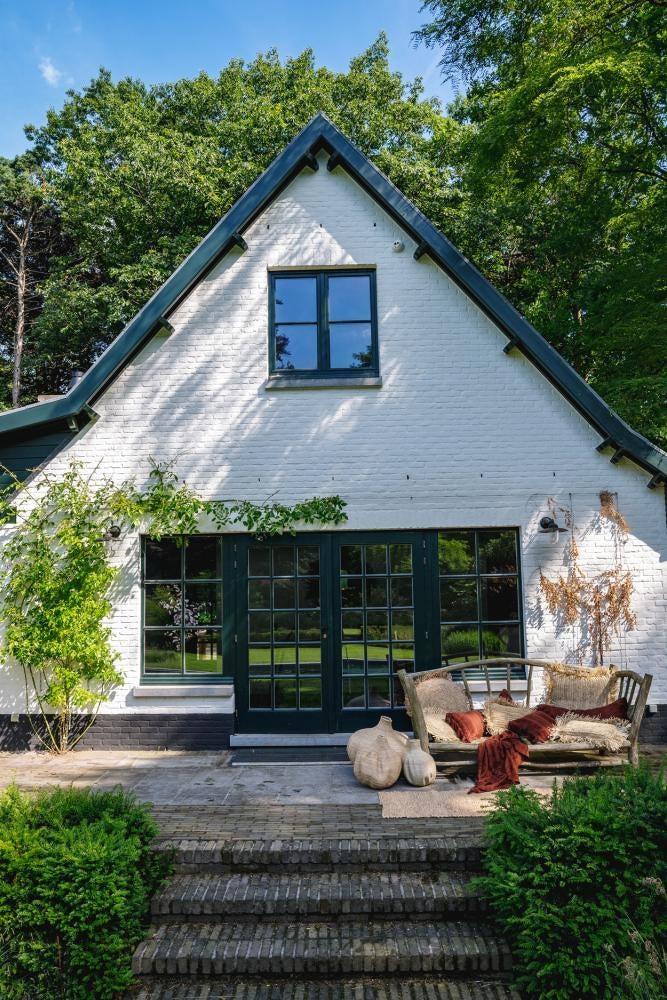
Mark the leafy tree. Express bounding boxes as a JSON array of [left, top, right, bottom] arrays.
[[416, 0, 667, 446], [0, 156, 66, 406]]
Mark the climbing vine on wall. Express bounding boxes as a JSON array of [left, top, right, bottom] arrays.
[[0, 460, 347, 752], [539, 492, 636, 665]]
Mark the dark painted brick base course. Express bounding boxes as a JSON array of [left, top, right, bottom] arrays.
[[1, 706, 665, 752], [0, 713, 233, 751], [640, 706, 667, 744]]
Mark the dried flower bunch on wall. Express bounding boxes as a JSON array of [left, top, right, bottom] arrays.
[[539, 492, 636, 665]]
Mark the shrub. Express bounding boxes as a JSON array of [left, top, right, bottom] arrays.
[[0, 785, 172, 999], [477, 766, 666, 1000]]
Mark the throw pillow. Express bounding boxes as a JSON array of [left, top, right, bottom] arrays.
[[544, 663, 619, 709], [538, 697, 628, 722], [414, 675, 472, 715], [508, 709, 555, 744], [549, 716, 631, 752], [422, 713, 458, 742], [483, 698, 531, 736], [445, 709, 486, 742]]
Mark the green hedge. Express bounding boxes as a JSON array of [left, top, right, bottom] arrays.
[[0, 785, 171, 999], [477, 766, 667, 999]]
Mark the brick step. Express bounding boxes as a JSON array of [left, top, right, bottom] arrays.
[[151, 872, 487, 922], [160, 837, 483, 875], [132, 920, 511, 979], [132, 977, 521, 999]]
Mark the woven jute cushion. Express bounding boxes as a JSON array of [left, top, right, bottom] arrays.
[[483, 699, 532, 736], [549, 715, 631, 752], [422, 712, 460, 742], [414, 675, 472, 715], [544, 663, 619, 709]]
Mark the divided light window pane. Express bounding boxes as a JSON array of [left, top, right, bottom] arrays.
[[328, 275, 371, 321], [275, 325, 318, 370], [274, 277, 317, 322]]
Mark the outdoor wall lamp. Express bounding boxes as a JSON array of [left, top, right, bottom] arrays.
[[539, 515, 568, 539], [101, 524, 122, 542]]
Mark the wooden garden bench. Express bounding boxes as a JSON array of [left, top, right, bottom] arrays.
[[398, 658, 653, 768]]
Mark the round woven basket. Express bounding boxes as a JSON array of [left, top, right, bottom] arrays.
[[352, 733, 403, 789], [346, 715, 408, 764]]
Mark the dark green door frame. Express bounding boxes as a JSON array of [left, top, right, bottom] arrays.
[[233, 533, 336, 734], [227, 527, 525, 734]]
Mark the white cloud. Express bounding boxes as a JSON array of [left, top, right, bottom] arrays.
[[39, 57, 64, 87]]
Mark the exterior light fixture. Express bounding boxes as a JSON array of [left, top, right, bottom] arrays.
[[539, 515, 568, 540], [101, 524, 122, 542]]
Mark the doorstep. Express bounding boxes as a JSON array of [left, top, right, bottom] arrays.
[[230, 733, 356, 748]]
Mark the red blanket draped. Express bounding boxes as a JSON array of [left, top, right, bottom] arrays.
[[469, 731, 530, 793]]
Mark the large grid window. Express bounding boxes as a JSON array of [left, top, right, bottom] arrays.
[[438, 529, 523, 676], [340, 541, 415, 710], [142, 536, 223, 677], [269, 270, 378, 375]]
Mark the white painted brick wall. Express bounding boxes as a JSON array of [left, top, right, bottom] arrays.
[[1, 150, 665, 715]]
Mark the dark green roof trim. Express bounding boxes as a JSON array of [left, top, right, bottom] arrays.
[[0, 112, 664, 484]]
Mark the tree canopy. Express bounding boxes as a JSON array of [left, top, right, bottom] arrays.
[[415, 0, 667, 445], [0, 20, 665, 446]]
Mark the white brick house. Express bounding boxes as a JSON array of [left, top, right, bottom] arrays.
[[0, 114, 665, 749]]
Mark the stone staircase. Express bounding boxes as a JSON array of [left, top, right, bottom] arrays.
[[131, 833, 519, 999]]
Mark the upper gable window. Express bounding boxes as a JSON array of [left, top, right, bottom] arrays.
[[269, 270, 378, 376]]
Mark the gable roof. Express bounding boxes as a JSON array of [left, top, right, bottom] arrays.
[[0, 112, 665, 486]]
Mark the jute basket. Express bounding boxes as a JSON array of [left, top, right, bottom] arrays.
[[353, 733, 403, 789], [346, 715, 408, 764]]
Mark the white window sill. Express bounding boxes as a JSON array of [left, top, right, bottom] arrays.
[[265, 375, 382, 390], [132, 685, 233, 698]]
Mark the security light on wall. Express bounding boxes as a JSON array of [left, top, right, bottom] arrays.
[[101, 524, 122, 542], [539, 516, 568, 542]]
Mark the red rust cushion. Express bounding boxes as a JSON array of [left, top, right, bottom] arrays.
[[446, 709, 486, 742], [508, 709, 555, 744], [537, 697, 628, 721]]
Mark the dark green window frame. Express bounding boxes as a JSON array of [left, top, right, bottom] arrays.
[[141, 535, 230, 683], [268, 269, 379, 378]]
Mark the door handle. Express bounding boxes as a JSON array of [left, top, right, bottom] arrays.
[[322, 630, 328, 640]]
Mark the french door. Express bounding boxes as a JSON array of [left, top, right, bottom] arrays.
[[234, 531, 430, 733]]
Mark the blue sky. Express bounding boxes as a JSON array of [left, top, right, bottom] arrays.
[[0, 0, 454, 158]]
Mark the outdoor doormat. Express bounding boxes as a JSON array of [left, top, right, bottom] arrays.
[[230, 747, 350, 766]]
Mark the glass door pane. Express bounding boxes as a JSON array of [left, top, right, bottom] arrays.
[[237, 536, 331, 732], [335, 535, 424, 727]]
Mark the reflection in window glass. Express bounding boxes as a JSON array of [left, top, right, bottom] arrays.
[[145, 538, 181, 580], [143, 537, 223, 678], [339, 539, 416, 711], [275, 325, 318, 370], [328, 275, 371, 321], [185, 536, 221, 579], [329, 324, 373, 369], [478, 530, 518, 574], [273, 276, 317, 322], [246, 542, 323, 714], [438, 529, 523, 673]]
